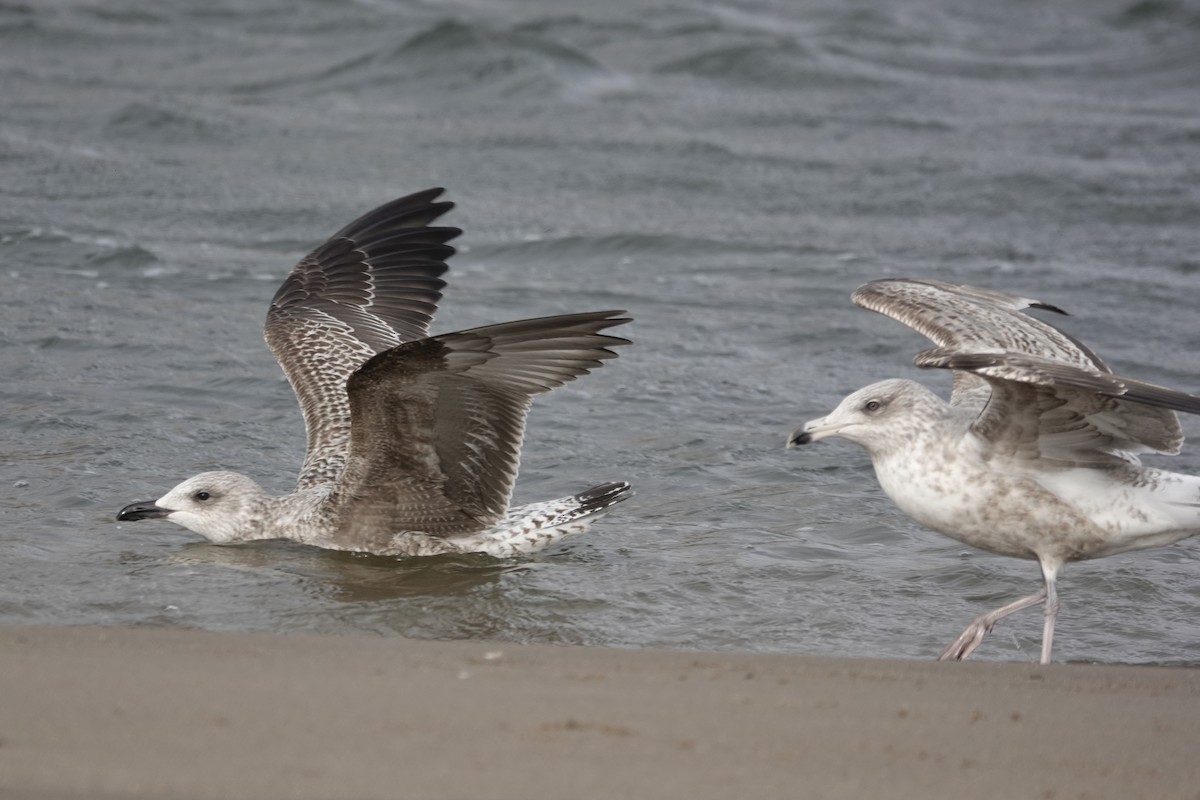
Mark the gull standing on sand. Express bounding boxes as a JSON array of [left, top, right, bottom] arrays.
[[788, 278, 1200, 663], [117, 188, 632, 557]]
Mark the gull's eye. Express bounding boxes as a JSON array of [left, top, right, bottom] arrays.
[[194, 491, 211, 502], [864, 400, 882, 412]]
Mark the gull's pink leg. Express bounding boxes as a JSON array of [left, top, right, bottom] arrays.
[[1039, 562, 1060, 665], [940, 557, 1064, 662], [939, 588, 1047, 661]]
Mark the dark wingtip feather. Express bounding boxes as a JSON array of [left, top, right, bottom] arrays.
[[575, 481, 633, 513], [1031, 301, 1069, 316], [1120, 378, 1200, 416], [330, 188, 461, 245]]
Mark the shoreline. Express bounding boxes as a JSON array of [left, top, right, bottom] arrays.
[[2, 623, 1197, 799]]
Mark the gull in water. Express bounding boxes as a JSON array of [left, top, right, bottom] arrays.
[[788, 278, 1200, 663], [117, 188, 632, 558]]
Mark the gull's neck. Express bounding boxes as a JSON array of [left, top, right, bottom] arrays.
[[249, 485, 335, 544]]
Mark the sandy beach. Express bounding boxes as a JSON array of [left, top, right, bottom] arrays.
[[1, 624, 1196, 800]]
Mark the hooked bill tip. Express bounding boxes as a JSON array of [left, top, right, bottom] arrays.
[[786, 430, 813, 448], [116, 500, 170, 522]]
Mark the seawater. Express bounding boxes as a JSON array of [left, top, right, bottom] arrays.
[[1, 0, 1199, 664]]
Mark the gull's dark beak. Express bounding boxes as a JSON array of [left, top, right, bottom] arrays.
[[116, 501, 171, 522], [786, 415, 832, 448], [787, 429, 813, 447]]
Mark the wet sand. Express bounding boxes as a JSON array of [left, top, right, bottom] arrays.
[[1, 624, 1197, 800]]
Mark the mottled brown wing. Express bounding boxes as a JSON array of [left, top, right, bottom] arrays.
[[852, 278, 1100, 373], [854, 278, 1198, 457], [919, 349, 1200, 461], [264, 189, 460, 489], [330, 311, 631, 544]]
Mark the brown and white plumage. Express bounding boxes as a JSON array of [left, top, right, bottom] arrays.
[[264, 188, 458, 488], [117, 189, 633, 557], [790, 278, 1200, 663], [331, 311, 631, 553]]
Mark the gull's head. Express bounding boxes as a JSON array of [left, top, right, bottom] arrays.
[[116, 471, 270, 544], [787, 379, 937, 456]]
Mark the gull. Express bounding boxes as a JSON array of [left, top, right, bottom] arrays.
[[788, 278, 1200, 663], [117, 188, 632, 558]]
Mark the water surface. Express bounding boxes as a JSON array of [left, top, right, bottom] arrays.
[[2, 0, 1199, 664]]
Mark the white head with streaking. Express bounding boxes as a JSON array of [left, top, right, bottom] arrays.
[[790, 378, 949, 459], [119, 472, 272, 545]]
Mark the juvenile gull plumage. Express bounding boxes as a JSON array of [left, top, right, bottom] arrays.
[[788, 278, 1200, 663], [117, 188, 632, 557]]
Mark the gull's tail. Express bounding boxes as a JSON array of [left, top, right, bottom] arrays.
[[453, 482, 633, 558], [573, 481, 634, 516]]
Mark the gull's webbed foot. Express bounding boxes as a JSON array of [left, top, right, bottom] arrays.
[[939, 619, 992, 661]]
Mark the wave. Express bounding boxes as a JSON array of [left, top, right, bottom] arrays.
[[103, 101, 229, 144], [234, 17, 632, 102]]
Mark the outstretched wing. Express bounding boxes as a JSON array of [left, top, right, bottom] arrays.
[[330, 311, 631, 547], [264, 188, 460, 489], [853, 278, 1200, 461]]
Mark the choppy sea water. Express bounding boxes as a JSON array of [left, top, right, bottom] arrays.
[[2, 0, 1199, 664]]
